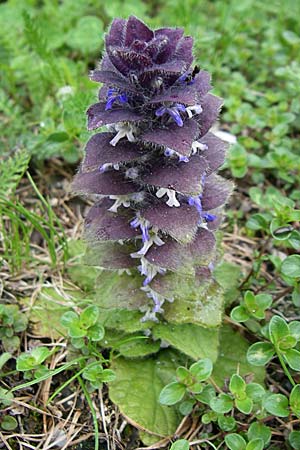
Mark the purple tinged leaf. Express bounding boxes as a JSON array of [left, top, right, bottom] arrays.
[[142, 202, 199, 243], [145, 228, 216, 273], [105, 18, 127, 47], [125, 16, 154, 46], [85, 242, 136, 270], [72, 170, 137, 196], [81, 132, 147, 170], [174, 36, 194, 67], [200, 132, 228, 174], [201, 175, 234, 210], [87, 103, 143, 131], [84, 200, 139, 242], [141, 155, 208, 196], [140, 119, 199, 156], [154, 27, 184, 63], [198, 94, 223, 137]]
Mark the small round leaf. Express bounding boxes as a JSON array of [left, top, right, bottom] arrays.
[[225, 433, 247, 450], [263, 393, 289, 417], [159, 382, 186, 406], [247, 342, 275, 366]]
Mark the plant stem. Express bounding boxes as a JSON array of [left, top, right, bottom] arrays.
[[275, 347, 296, 387]]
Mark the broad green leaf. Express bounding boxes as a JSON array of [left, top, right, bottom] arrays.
[[255, 294, 273, 310], [235, 397, 253, 414], [269, 315, 290, 345], [263, 394, 289, 417], [152, 323, 219, 361], [278, 335, 297, 350], [284, 349, 300, 371], [163, 279, 224, 328], [176, 367, 191, 384], [247, 342, 275, 366], [289, 431, 300, 449], [290, 385, 300, 417], [67, 240, 101, 291], [210, 393, 233, 413], [231, 305, 250, 322], [109, 350, 183, 441], [179, 400, 195, 415], [225, 433, 247, 450], [214, 261, 241, 305], [170, 440, 189, 450], [281, 255, 300, 278], [246, 438, 264, 450], [189, 359, 213, 381], [118, 339, 160, 358], [248, 422, 271, 446], [213, 326, 265, 385], [159, 382, 186, 405]]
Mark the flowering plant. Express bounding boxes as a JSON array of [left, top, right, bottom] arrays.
[[73, 16, 233, 323]]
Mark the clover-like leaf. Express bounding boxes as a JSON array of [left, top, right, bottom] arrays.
[[284, 349, 300, 371], [79, 305, 99, 329], [247, 342, 275, 366], [245, 383, 265, 403], [159, 382, 186, 406], [247, 422, 271, 446], [229, 374, 246, 396], [281, 255, 300, 278], [289, 431, 300, 450], [231, 305, 250, 322], [269, 315, 290, 345], [263, 393, 289, 417], [170, 439, 189, 450], [210, 393, 233, 413], [245, 438, 264, 450], [189, 358, 213, 381], [290, 385, 300, 417], [217, 415, 236, 431], [235, 397, 253, 414], [225, 433, 247, 450]]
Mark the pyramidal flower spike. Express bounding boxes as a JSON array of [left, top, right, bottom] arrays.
[[73, 16, 233, 322]]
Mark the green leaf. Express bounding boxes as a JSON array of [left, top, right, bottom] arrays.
[[290, 385, 300, 417], [269, 315, 290, 345], [235, 397, 253, 414], [213, 326, 265, 385], [152, 323, 219, 361], [17, 347, 51, 371], [263, 394, 289, 417], [247, 214, 269, 231], [284, 349, 300, 371], [248, 422, 271, 446], [118, 339, 160, 358], [247, 342, 275, 366], [246, 438, 264, 450], [189, 358, 213, 381], [170, 440, 190, 450], [289, 321, 300, 341], [100, 369, 116, 383], [179, 400, 195, 416], [159, 382, 186, 406], [230, 374, 246, 396], [281, 255, 300, 278], [231, 305, 250, 322], [225, 433, 247, 450], [0, 388, 13, 407], [60, 311, 79, 327], [195, 385, 216, 405], [210, 393, 233, 413], [176, 367, 191, 384], [245, 383, 265, 403], [88, 324, 105, 342], [66, 16, 103, 54], [68, 324, 86, 339], [79, 305, 99, 329], [0, 352, 11, 370], [289, 431, 300, 450], [214, 261, 241, 305], [109, 350, 182, 440], [1, 415, 18, 431], [217, 415, 236, 431]]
